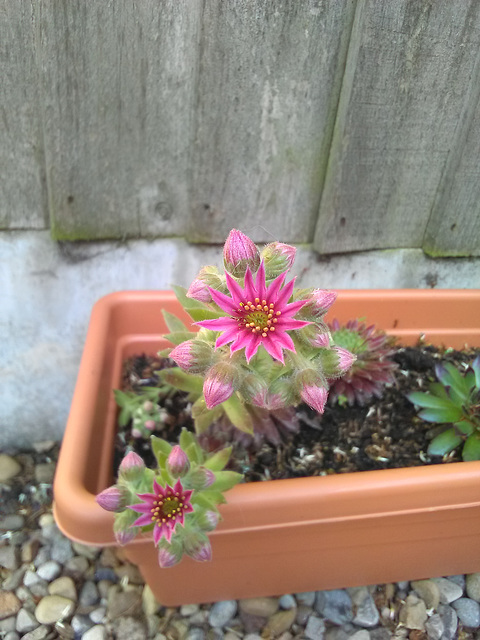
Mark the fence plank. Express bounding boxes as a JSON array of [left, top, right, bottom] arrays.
[[39, 1, 201, 240], [1, 2, 48, 229], [423, 50, 480, 257], [189, 0, 356, 244], [314, 0, 480, 254]]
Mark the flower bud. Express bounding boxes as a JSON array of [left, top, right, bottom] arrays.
[[203, 362, 238, 409], [144, 420, 156, 431], [169, 340, 213, 374], [303, 289, 337, 319], [114, 528, 137, 546], [297, 369, 329, 414], [131, 428, 143, 438], [223, 229, 260, 277], [143, 401, 154, 412], [197, 510, 220, 532], [96, 485, 126, 512], [261, 241, 296, 277], [189, 540, 212, 563], [187, 266, 225, 303], [167, 445, 190, 477], [185, 466, 216, 490], [239, 373, 269, 406], [334, 346, 356, 374], [187, 277, 212, 303], [158, 546, 182, 568], [119, 451, 145, 479], [183, 531, 213, 563]]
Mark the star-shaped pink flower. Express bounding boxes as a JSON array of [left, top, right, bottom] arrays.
[[129, 479, 194, 545], [196, 262, 310, 364]]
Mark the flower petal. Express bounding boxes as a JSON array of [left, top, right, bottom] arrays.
[[196, 317, 238, 331], [275, 277, 295, 307], [282, 299, 308, 316], [215, 325, 240, 348], [230, 331, 253, 353], [225, 272, 244, 305], [265, 271, 286, 302], [243, 267, 256, 301], [277, 318, 311, 331], [262, 339, 285, 364], [245, 335, 262, 362], [132, 513, 154, 527], [153, 523, 164, 546], [208, 287, 238, 314], [129, 502, 153, 514], [254, 261, 267, 300], [272, 329, 296, 352]]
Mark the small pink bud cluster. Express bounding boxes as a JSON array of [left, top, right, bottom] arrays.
[[203, 361, 238, 409], [187, 266, 225, 303], [169, 340, 214, 374], [260, 241, 297, 277], [167, 445, 190, 477], [296, 369, 329, 414], [223, 229, 261, 277]]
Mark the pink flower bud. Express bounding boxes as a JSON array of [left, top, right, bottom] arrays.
[[310, 289, 337, 314], [96, 485, 125, 512], [223, 229, 260, 277], [158, 546, 181, 568], [167, 445, 190, 477], [187, 278, 212, 303], [119, 451, 145, 472], [143, 401, 154, 412], [189, 540, 212, 563], [169, 340, 213, 374], [203, 363, 236, 409], [335, 346, 356, 374], [114, 528, 137, 546], [131, 428, 143, 438], [203, 511, 220, 530], [144, 420, 156, 431], [261, 241, 296, 276], [300, 383, 329, 414], [310, 332, 330, 348], [186, 466, 216, 490]]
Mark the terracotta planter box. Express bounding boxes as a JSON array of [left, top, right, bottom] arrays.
[[54, 290, 480, 606]]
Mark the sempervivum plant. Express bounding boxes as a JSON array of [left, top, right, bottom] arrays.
[[96, 430, 242, 567], [327, 319, 398, 406], [161, 229, 356, 442], [408, 356, 480, 461]]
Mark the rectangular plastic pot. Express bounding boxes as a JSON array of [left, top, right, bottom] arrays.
[[54, 290, 480, 606]]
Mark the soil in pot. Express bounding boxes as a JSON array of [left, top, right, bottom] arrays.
[[113, 342, 480, 482]]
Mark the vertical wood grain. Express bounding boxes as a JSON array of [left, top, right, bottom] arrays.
[[1, 1, 48, 229], [189, 0, 356, 244], [39, 1, 201, 240], [314, 0, 480, 254]]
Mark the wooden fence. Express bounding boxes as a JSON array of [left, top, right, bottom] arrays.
[[3, 1, 480, 256]]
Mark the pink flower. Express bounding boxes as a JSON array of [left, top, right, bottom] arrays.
[[196, 262, 310, 364], [223, 229, 260, 277], [129, 479, 194, 545], [334, 346, 356, 374]]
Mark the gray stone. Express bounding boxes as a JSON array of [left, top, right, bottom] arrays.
[[466, 573, 480, 602], [0, 616, 16, 633], [48, 576, 77, 601], [21, 625, 50, 640], [50, 536, 74, 564], [304, 615, 326, 640], [398, 594, 427, 630], [89, 606, 107, 624], [314, 589, 353, 625], [32, 547, 50, 568], [243, 635, 262, 640], [107, 587, 143, 619], [239, 597, 278, 618], [295, 591, 316, 606], [0, 546, 19, 571], [181, 604, 200, 617], [32, 441, 56, 453], [94, 566, 117, 582], [4, 632, 20, 640], [34, 463, 56, 484], [411, 579, 441, 611], [112, 616, 148, 640], [28, 582, 50, 598], [79, 580, 100, 607], [72, 541, 101, 559], [430, 578, 463, 604], [0, 591, 22, 620], [83, 625, 108, 640], [34, 595, 75, 624], [2, 567, 26, 591], [446, 575, 465, 591], [295, 604, 312, 626], [348, 587, 379, 628], [15, 608, 39, 634], [23, 570, 44, 588], [437, 604, 458, 640], [0, 455, 21, 482], [187, 628, 206, 640], [142, 584, 160, 616], [65, 554, 90, 577], [451, 597, 480, 628], [36, 560, 62, 582], [0, 515, 25, 531], [208, 600, 238, 628], [370, 629, 392, 640], [349, 632, 371, 640], [425, 613, 444, 640], [71, 613, 94, 635], [279, 594, 296, 610], [324, 628, 350, 640]]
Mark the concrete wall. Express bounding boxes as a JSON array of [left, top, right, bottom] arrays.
[[1, 230, 479, 448]]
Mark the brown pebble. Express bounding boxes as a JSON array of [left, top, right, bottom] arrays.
[[263, 608, 296, 638], [0, 590, 22, 620]]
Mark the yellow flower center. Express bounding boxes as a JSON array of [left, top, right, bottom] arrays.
[[151, 492, 184, 524], [238, 298, 281, 338]]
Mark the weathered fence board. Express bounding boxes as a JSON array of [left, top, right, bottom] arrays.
[[314, 0, 480, 255], [39, 0, 201, 240], [423, 48, 480, 257], [1, 2, 48, 229], [188, 0, 356, 244]]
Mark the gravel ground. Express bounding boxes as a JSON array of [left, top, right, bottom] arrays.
[[1, 443, 480, 640]]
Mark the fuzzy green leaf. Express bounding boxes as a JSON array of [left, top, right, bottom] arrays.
[[222, 394, 254, 434], [191, 493, 220, 512], [158, 368, 204, 394], [210, 470, 243, 492], [462, 432, 480, 461], [151, 435, 172, 467], [427, 428, 463, 456], [186, 308, 226, 322], [172, 285, 207, 310], [204, 447, 233, 472], [164, 331, 198, 345], [162, 310, 189, 333]]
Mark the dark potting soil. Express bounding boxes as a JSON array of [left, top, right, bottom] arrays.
[[113, 343, 480, 483]]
